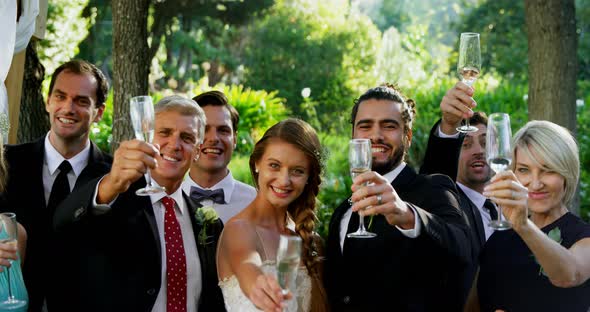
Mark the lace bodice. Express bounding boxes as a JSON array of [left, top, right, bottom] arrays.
[[219, 261, 312, 312]]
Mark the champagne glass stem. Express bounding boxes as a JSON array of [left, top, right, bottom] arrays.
[[5, 267, 13, 301], [358, 214, 367, 233]]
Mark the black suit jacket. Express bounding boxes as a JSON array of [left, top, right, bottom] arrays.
[[52, 177, 226, 312], [0, 136, 112, 312], [324, 165, 471, 312], [419, 120, 487, 307]]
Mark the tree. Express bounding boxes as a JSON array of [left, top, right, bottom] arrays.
[[111, 0, 150, 149], [524, 0, 578, 212], [17, 41, 50, 143], [524, 0, 577, 132], [243, 0, 381, 131]]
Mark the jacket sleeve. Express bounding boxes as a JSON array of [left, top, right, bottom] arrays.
[[419, 119, 465, 182]]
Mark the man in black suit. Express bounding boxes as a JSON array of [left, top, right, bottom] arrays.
[[0, 60, 112, 311], [420, 82, 496, 307], [53, 95, 225, 312], [324, 84, 471, 311]]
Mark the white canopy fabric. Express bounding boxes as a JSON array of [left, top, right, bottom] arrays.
[[14, 0, 39, 54], [0, 0, 18, 143]]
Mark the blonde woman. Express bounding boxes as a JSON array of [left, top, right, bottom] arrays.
[[466, 120, 590, 311]]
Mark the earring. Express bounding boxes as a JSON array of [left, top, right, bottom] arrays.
[[255, 168, 259, 173]]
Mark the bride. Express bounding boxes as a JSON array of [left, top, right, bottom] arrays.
[[216, 118, 328, 312]]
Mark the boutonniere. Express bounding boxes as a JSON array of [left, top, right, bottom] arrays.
[[533, 227, 562, 276], [195, 206, 219, 245]]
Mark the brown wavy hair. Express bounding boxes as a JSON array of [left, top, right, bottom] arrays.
[[249, 118, 328, 311]]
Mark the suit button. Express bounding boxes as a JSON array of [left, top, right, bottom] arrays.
[[343, 296, 350, 304], [147, 288, 156, 295]]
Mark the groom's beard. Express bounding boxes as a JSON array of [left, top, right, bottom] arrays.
[[372, 138, 408, 175]]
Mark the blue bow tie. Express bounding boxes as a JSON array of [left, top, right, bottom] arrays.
[[190, 187, 226, 204]]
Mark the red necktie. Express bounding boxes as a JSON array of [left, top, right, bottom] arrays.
[[161, 196, 187, 312]]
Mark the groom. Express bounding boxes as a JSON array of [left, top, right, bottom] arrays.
[[53, 95, 225, 311]]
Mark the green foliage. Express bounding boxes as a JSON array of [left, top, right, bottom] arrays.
[[39, 0, 91, 76], [315, 131, 353, 239], [577, 94, 590, 220], [89, 91, 113, 152], [243, 0, 381, 130], [453, 0, 527, 80], [193, 79, 289, 156]]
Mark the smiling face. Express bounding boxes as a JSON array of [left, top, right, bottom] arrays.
[[46, 70, 104, 147], [514, 147, 567, 216], [151, 110, 200, 192], [255, 139, 310, 209], [457, 123, 491, 191], [192, 105, 236, 178], [352, 99, 411, 175]]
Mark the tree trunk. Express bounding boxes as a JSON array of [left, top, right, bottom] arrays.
[[17, 40, 49, 144], [111, 0, 150, 151], [524, 0, 578, 213]]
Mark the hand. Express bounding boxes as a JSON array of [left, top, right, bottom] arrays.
[[249, 273, 290, 312], [0, 241, 17, 272], [440, 81, 477, 135], [97, 140, 159, 203], [483, 170, 529, 229], [350, 171, 414, 229]]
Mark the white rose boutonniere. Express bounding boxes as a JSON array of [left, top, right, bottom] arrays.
[[195, 206, 219, 245]]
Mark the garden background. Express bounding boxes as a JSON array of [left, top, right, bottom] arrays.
[[16, 0, 590, 238]]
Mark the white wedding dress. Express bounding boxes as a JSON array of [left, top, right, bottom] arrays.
[[219, 229, 312, 312]]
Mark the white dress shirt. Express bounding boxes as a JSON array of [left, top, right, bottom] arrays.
[[339, 162, 422, 251], [43, 132, 90, 204], [149, 184, 201, 312], [182, 171, 257, 223], [457, 183, 496, 241]]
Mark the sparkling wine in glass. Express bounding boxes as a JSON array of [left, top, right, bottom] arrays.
[[276, 234, 302, 296], [456, 32, 482, 133], [347, 138, 376, 238], [486, 113, 512, 230], [0, 213, 26, 309], [129, 96, 166, 196]]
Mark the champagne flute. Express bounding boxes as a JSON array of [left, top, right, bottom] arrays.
[[486, 113, 512, 230], [0, 213, 26, 309], [276, 234, 302, 297], [347, 138, 377, 238], [456, 32, 482, 133], [129, 96, 165, 196]]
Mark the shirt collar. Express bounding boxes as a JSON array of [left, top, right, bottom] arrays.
[[150, 181, 187, 216], [457, 182, 487, 209], [44, 132, 91, 177], [382, 162, 407, 183]]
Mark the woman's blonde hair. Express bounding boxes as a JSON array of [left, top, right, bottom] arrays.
[[511, 120, 579, 207]]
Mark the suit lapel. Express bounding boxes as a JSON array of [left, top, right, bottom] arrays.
[[458, 188, 486, 247], [390, 165, 417, 193], [75, 142, 111, 189], [32, 137, 47, 209], [135, 179, 161, 266], [184, 194, 210, 279]]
